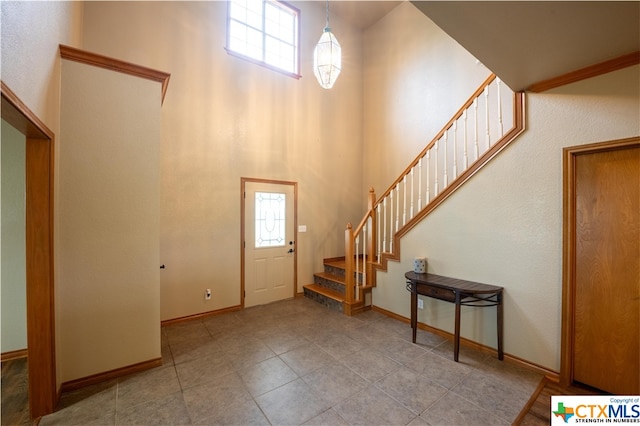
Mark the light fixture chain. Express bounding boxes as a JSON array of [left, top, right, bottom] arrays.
[[325, 0, 329, 29]]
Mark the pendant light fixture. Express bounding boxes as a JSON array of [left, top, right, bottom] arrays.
[[313, 0, 341, 89]]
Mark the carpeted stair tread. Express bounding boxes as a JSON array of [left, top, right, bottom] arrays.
[[303, 284, 345, 302], [324, 258, 347, 269], [314, 271, 345, 285]]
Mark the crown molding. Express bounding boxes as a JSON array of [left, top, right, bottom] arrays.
[[59, 45, 170, 104]]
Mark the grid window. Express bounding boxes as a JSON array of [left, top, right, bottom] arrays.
[[227, 0, 300, 77]]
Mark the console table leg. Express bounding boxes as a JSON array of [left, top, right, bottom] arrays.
[[411, 289, 417, 343], [454, 292, 461, 362], [497, 291, 504, 360]]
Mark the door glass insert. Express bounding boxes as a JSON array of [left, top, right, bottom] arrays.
[[255, 191, 286, 248]]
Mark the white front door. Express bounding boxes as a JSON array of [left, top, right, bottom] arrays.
[[243, 180, 296, 307]]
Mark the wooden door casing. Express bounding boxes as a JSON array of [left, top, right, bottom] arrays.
[[1, 82, 57, 419]]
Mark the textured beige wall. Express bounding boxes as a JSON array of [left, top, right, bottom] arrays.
[[58, 60, 162, 382], [373, 65, 640, 371], [362, 2, 490, 196], [0, 1, 83, 136], [81, 1, 365, 321]]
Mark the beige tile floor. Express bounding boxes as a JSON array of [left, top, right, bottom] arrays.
[[39, 297, 542, 425]]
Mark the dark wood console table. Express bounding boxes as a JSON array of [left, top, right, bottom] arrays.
[[405, 271, 503, 362]]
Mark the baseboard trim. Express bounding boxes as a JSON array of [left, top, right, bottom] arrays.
[[0, 348, 28, 362], [504, 352, 560, 382], [60, 358, 162, 393], [161, 304, 243, 326], [371, 305, 559, 380]]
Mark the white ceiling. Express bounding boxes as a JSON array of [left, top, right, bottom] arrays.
[[328, 1, 403, 29], [410, 1, 640, 91], [326, 1, 640, 91]]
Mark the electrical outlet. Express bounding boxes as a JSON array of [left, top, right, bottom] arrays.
[[205, 289, 212, 300], [418, 298, 424, 309]]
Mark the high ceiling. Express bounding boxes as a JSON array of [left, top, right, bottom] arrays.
[[328, 1, 402, 29], [411, 1, 640, 91], [327, 1, 640, 91]]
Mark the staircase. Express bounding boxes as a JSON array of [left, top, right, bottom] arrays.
[[303, 257, 372, 315], [304, 74, 526, 315]]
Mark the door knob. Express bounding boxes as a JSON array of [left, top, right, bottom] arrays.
[[287, 248, 295, 253]]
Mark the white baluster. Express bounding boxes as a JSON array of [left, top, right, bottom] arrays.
[[443, 132, 448, 188], [453, 121, 458, 179], [377, 203, 381, 261], [485, 85, 491, 147], [409, 167, 414, 220], [463, 109, 469, 170], [426, 149, 431, 203], [355, 233, 360, 292], [474, 97, 479, 160], [395, 184, 400, 232], [363, 222, 367, 288], [402, 175, 407, 226], [389, 190, 394, 252], [497, 78, 504, 138], [383, 196, 388, 253], [434, 140, 439, 195], [417, 158, 422, 211]]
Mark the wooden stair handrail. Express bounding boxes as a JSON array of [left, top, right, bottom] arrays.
[[375, 74, 497, 204], [345, 74, 526, 291]]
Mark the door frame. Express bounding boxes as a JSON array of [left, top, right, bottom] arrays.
[[560, 135, 640, 387], [240, 177, 298, 307], [1, 81, 57, 418]]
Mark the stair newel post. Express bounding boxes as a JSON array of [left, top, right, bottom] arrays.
[[367, 188, 377, 288], [344, 223, 355, 314]]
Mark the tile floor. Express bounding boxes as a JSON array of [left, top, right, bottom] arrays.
[[1, 357, 30, 425], [39, 297, 542, 425]]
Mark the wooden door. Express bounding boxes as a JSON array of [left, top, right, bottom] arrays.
[[243, 179, 296, 308], [564, 138, 639, 394]]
